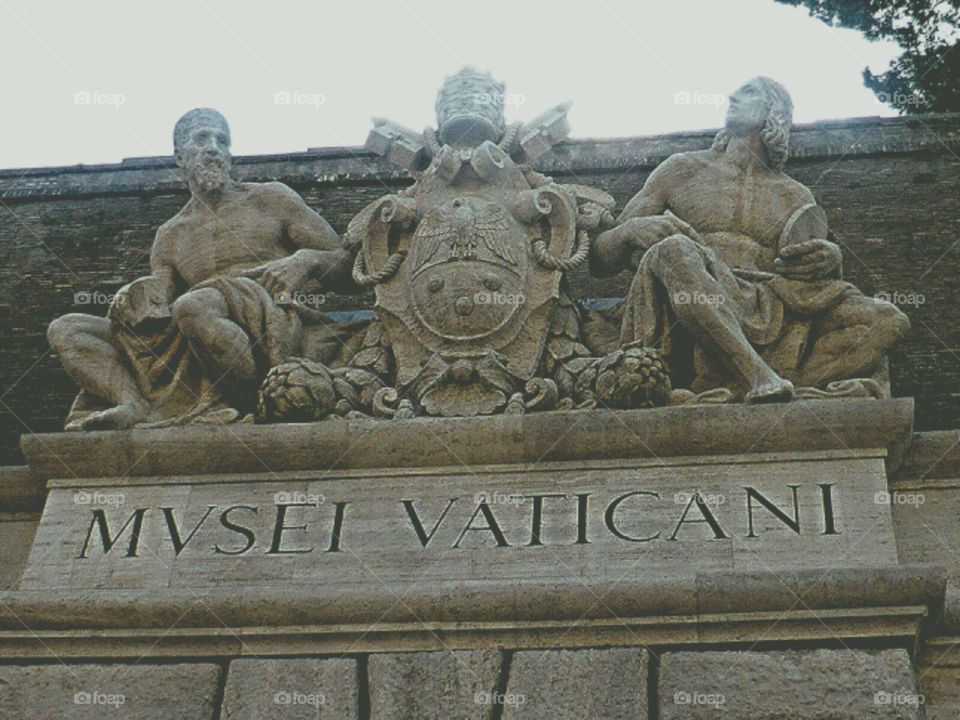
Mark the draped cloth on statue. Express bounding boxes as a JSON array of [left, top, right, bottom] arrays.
[[66, 276, 303, 427], [619, 239, 859, 388]]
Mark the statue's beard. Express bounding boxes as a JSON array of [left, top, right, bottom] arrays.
[[189, 156, 231, 194]]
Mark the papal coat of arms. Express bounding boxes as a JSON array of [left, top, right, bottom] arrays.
[[258, 67, 670, 422]]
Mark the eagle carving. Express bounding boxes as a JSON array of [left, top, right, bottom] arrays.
[[412, 197, 517, 271]]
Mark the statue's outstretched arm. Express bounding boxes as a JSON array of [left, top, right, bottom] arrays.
[[590, 155, 697, 277], [276, 185, 355, 294]]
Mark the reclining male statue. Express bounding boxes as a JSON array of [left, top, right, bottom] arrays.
[[590, 76, 909, 403], [48, 108, 355, 429]]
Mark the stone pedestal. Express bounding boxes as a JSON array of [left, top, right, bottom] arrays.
[[0, 399, 945, 717]]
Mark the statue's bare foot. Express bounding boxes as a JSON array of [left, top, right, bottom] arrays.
[[77, 403, 152, 430], [745, 378, 794, 404]]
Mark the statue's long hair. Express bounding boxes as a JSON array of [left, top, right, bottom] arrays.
[[712, 77, 793, 171]]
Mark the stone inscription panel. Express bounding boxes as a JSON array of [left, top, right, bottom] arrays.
[[19, 452, 898, 591]]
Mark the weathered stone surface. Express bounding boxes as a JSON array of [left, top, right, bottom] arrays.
[[660, 649, 920, 719], [46, 108, 351, 433], [886, 431, 960, 588], [0, 513, 38, 588], [893, 430, 960, 482], [0, 465, 43, 511], [503, 647, 649, 719], [0, 662, 221, 719], [44, 68, 653, 433], [918, 663, 960, 719], [41, 72, 911, 431], [889, 478, 960, 586], [18, 397, 915, 480], [0, 564, 942, 637], [220, 657, 356, 719], [592, 77, 907, 404], [18, 450, 897, 593], [3, 114, 957, 465], [694, 564, 944, 618], [369, 649, 502, 719]]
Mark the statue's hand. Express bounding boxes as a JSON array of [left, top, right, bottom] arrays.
[[106, 285, 134, 325], [596, 215, 691, 271], [622, 215, 690, 251], [775, 239, 841, 281], [107, 276, 173, 327], [241, 253, 312, 299]]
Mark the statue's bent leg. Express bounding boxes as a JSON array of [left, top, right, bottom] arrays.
[[171, 288, 258, 392], [796, 294, 910, 387], [47, 313, 153, 429], [648, 235, 793, 403]]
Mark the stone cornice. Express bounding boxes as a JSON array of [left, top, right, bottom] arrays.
[[0, 114, 956, 202], [19, 399, 914, 484]]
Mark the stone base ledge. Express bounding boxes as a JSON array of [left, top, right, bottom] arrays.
[[0, 606, 930, 660], [0, 565, 943, 632], [19, 398, 914, 483]]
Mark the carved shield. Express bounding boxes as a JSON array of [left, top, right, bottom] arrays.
[[359, 146, 578, 386], [409, 197, 525, 341]]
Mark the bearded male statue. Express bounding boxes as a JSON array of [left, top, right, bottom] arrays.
[[48, 108, 354, 429], [590, 77, 909, 403]]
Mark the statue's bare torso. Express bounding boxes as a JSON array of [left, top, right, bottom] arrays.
[[623, 149, 815, 272], [154, 182, 302, 290]]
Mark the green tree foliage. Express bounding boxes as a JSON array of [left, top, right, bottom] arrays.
[[776, 0, 959, 113]]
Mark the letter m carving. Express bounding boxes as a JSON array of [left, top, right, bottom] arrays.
[[78, 508, 147, 558]]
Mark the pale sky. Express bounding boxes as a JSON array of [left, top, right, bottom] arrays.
[[0, 0, 901, 169]]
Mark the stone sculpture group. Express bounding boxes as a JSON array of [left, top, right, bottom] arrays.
[[48, 67, 910, 429]]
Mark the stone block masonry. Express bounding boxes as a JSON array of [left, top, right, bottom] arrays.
[[0, 647, 927, 718]]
